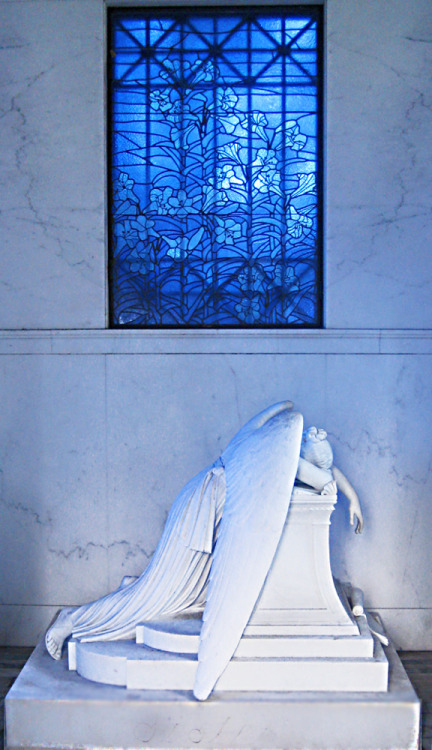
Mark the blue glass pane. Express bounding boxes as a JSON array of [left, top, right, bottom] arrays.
[[109, 8, 322, 327]]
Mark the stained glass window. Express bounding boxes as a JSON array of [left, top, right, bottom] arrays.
[[109, 7, 323, 327]]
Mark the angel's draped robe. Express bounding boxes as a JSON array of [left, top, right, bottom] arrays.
[[71, 460, 226, 643]]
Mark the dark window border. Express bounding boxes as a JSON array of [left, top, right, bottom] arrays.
[[107, 5, 324, 329]]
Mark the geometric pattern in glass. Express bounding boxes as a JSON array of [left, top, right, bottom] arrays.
[[109, 7, 322, 327]]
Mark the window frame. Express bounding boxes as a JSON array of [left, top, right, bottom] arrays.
[[107, 4, 324, 329]]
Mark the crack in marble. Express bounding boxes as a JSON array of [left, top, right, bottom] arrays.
[[0, 496, 52, 528], [209, 716, 231, 743], [0, 93, 26, 125], [330, 40, 410, 82], [369, 89, 431, 231], [47, 540, 153, 563], [403, 35, 432, 44], [331, 430, 432, 489], [228, 362, 242, 425], [0, 43, 30, 50], [2, 64, 58, 236], [328, 31, 432, 291], [390, 454, 432, 490], [370, 209, 432, 228], [331, 429, 395, 459], [405, 90, 432, 121]]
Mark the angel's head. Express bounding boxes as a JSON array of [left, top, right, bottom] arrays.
[[301, 426, 333, 470]]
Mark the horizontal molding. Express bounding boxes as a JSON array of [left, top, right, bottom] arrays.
[[1, 604, 431, 649], [106, 0, 323, 7], [0, 329, 432, 355]]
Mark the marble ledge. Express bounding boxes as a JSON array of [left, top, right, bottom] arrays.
[[107, 0, 324, 6], [0, 329, 432, 356], [2, 606, 432, 650]]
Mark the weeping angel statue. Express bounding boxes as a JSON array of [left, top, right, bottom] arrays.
[[46, 401, 363, 700]]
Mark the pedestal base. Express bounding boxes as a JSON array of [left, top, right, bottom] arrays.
[[68, 613, 387, 692], [136, 614, 374, 658], [5, 639, 420, 750], [69, 637, 388, 694]]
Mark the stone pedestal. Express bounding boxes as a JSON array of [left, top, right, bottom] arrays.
[[5, 639, 420, 750], [69, 488, 387, 693], [249, 487, 358, 633], [69, 623, 389, 692], [5, 488, 420, 748]]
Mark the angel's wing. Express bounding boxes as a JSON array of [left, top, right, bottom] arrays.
[[194, 407, 303, 700]]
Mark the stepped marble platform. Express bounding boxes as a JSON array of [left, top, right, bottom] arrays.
[[69, 634, 389, 693], [67, 489, 389, 695], [69, 612, 388, 693], [5, 638, 420, 750], [136, 614, 375, 658], [5, 487, 420, 747]]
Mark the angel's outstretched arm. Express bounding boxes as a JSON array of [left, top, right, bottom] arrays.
[[296, 458, 363, 534], [332, 465, 364, 534]]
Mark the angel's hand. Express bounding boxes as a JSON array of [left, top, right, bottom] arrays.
[[332, 465, 364, 534], [349, 497, 364, 534]]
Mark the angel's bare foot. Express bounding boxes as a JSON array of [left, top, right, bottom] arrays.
[[45, 607, 76, 660]]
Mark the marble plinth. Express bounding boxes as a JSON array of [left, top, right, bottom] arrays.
[[5, 639, 420, 750], [249, 488, 358, 634], [136, 615, 374, 658], [67, 488, 388, 695], [63, 490, 388, 697], [69, 633, 388, 693]]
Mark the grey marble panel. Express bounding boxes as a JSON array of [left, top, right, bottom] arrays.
[[0, 355, 108, 606], [0, 606, 59, 648], [326, 0, 432, 328], [0, 0, 105, 329], [326, 355, 432, 609]]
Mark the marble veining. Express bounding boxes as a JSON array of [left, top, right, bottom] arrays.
[[0, 0, 106, 329], [46, 540, 153, 565], [326, 0, 432, 327]]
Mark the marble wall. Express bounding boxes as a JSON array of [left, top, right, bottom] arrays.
[[327, 0, 432, 328], [0, 0, 431, 648]]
